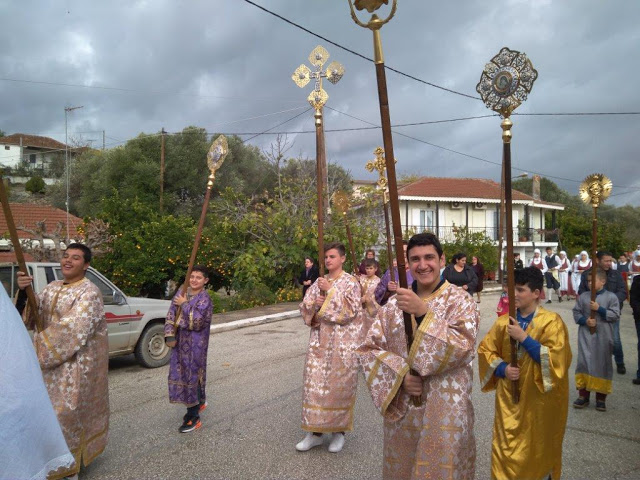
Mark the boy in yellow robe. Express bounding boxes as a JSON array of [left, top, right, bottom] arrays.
[[478, 266, 572, 480]]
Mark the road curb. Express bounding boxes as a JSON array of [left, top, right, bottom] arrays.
[[210, 310, 300, 334]]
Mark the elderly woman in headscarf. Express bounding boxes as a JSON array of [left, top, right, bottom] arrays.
[[558, 250, 571, 301], [630, 250, 640, 278], [575, 251, 592, 294], [0, 285, 75, 479], [528, 248, 547, 299]]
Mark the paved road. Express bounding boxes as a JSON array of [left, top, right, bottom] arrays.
[[84, 293, 640, 479]]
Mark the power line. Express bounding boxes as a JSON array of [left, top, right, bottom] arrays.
[[242, 0, 479, 101]]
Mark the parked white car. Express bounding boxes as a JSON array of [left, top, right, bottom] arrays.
[[1, 262, 172, 368]]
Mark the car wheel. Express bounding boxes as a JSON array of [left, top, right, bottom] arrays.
[[134, 322, 171, 368]]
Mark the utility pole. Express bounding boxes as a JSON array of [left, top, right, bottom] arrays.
[[64, 105, 83, 244], [160, 128, 166, 214], [103, 130, 105, 151]]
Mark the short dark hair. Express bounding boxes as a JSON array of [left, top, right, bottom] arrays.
[[324, 242, 346, 256], [65, 243, 92, 263], [304, 256, 314, 263], [364, 258, 377, 268], [596, 251, 612, 260], [588, 268, 608, 282], [192, 264, 209, 279], [514, 266, 544, 292], [451, 252, 467, 264], [406, 232, 443, 258], [545, 247, 553, 252], [365, 249, 375, 256]]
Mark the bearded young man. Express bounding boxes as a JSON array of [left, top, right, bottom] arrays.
[[17, 243, 109, 480], [358, 232, 480, 479]]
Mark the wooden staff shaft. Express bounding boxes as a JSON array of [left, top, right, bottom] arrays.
[[0, 175, 42, 331], [375, 61, 421, 406], [502, 121, 520, 404], [315, 109, 325, 279], [383, 195, 395, 283], [589, 207, 597, 334], [498, 160, 505, 283], [344, 220, 358, 275]]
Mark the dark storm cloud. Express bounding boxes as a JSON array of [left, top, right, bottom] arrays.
[[1, 1, 638, 204]]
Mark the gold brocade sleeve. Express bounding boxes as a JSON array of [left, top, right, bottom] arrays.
[[356, 301, 410, 421], [477, 316, 508, 392], [34, 288, 105, 370], [531, 313, 572, 394], [318, 276, 362, 326], [299, 279, 322, 326]]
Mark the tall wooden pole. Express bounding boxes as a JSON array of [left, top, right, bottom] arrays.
[[160, 127, 166, 214], [315, 109, 326, 278], [383, 192, 396, 283], [350, 3, 420, 405], [589, 207, 598, 335], [0, 174, 42, 331], [498, 160, 505, 283], [502, 118, 519, 403]]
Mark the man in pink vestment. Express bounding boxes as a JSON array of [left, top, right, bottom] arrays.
[[358, 232, 480, 479], [297, 242, 362, 453]]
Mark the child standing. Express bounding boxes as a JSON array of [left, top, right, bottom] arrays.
[[359, 257, 381, 319], [478, 267, 572, 479], [496, 281, 509, 317], [573, 268, 621, 411]]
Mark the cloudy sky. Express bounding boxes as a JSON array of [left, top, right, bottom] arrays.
[[1, 0, 639, 205]]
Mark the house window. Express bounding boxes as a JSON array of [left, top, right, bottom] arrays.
[[4, 146, 9, 150], [29, 154, 36, 164], [420, 210, 434, 231]]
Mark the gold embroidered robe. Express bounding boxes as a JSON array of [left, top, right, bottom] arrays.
[[357, 281, 479, 480], [25, 278, 110, 479], [299, 271, 362, 432], [477, 307, 572, 480], [359, 274, 381, 331]]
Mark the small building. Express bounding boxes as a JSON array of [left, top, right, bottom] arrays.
[[353, 175, 564, 263]]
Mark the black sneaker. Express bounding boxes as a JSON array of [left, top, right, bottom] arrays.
[[179, 417, 202, 433], [595, 401, 606, 412], [617, 364, 626, 375], [632, 378, 640, 385], [573, 396, 589, 409], [546, 300, 552, 304], [558, 297, 563, 303]]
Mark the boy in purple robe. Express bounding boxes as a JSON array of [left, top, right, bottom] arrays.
[[164, 265, 213, 433]]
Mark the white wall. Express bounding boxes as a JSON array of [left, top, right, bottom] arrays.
[[0, 144, 21, 168]]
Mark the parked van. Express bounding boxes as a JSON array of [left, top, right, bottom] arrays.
[[1, 262, 172, 368]]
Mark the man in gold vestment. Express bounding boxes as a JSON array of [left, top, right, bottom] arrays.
[[18, 243, 109, 479], [358, 233, 479, 479], [478, 266, 572, 479]]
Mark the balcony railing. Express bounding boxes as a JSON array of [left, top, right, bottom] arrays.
[[404, 225, 559, 243]]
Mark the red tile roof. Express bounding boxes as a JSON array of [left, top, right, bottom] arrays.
[[0, 134, 67, 150], [398, 177, 535, 201], [0, 204, 83, 239], [397, 177, 564, 208]]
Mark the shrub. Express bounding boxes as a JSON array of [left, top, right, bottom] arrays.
[[25, 175, 46, 194], [275, 286, 302, 303]]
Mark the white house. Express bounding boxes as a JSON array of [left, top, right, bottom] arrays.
[[0, 133, 68, 174], [354, 175, 564, 263]]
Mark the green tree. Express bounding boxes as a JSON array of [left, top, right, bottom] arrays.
[[441, 226, 498, 274]]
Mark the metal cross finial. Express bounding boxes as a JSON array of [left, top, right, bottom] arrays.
[[365, 146, 396, 191], [292, 45, 344, 111]]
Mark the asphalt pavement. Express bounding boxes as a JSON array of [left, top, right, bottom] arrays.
[[83, 291, 640, 480]]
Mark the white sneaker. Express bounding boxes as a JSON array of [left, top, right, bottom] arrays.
[[295, 432, 324, 451], [328, 433, 345, 453]]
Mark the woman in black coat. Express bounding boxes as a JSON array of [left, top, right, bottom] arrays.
[[298, 257, 319, 299], [443, 252, 478, 297]]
